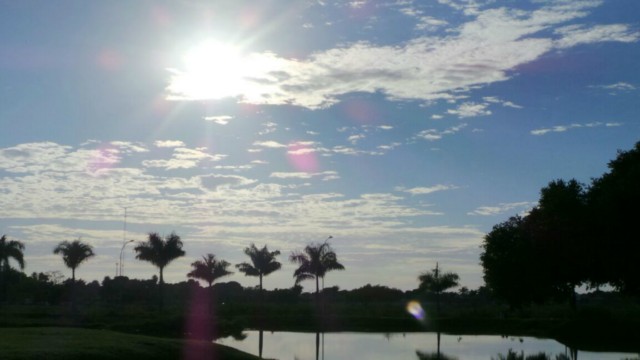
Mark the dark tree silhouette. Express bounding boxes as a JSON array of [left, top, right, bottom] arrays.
[[134, 232, 185, 308], [53, 239, 94, 284], [418, 263, 459, 315], [290, 241, 345, 298], [588, 141, 640, 294], [188, 253, 233, 289], [236, 244, 281, 294], [526, 179, 588, 308], [0, 235, 25, 302], [53, 239, 94, 309]]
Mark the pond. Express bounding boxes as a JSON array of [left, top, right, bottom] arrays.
[[216, 331, 639, 360]]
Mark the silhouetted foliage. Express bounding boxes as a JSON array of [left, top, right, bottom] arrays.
[[419, 263, 459, 315], [290, 241, 345, 296], [588, 141, 640, 294], [482, 141, 640, 306], [134, 232, 185, 308], [235, 244, 281, 294], [187, 254, 233, 289], [0, 235, 25, 302], [53, 239, 94, 284]]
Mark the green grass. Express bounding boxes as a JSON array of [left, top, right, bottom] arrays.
[[0, 327, 263, 360]]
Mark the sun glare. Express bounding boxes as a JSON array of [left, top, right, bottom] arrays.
[[170, 40, 250, 100]]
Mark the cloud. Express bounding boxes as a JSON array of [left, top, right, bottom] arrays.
[[142, 147, 225, 170], [447, 102, 492, 118], [589, 82, 636, 94], [397, 184, 459, 195], [269, 170, 338, 180], [203, 115, 233, 125], [154, 140, 185, 148], [416, 123, 467, 141], [482, 96, 523, 109], [166, 1, 637, 109], [468, 201, 534, 216], [530, 121, 621, 135], [348, 134, 366, 144], [253, 140, 287, 148], [199, 174, 256, 190], [554, 24, 640, 48]]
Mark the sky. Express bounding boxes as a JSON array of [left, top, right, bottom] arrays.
[[1, 0, 639, 292]]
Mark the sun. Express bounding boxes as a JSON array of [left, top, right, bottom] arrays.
[[167, 40, 251, 100]]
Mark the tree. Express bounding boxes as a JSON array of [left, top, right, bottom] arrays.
[[236, 244, 281, 294], [290, 241, 345, 298], [134, 232, 185, 308], [418, 263, 459, 315], [53, 239, 94, 284], [588, 141, 640, 294], [188, 253, 233, 289], [481, 216, 547, 307], [526, 179, 588, 308], [53, 239, 94, 309], [0, 235, 25, 302]]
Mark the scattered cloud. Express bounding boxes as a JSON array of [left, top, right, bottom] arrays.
[[155, 140, 185, 148], [416, 123, 467, 141], [203, 115, 233, 125], [468, 201, 534, 216], [253, 140, 287, 148], [396, 184, 459, 195], [554, 24, 640, 49], [166, 1, 638, 109], [447, 102, 491, 118], [530, 121, 621, 136]]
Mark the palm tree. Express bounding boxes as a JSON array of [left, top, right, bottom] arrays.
[[134, 232, 185, 308], [53, 239, 94, 310], [418, 263, 459, 316], [188, 253, 233, 289], [289, 241, 345, 298], [0, 235, 25, 302], [236, 244, 282, 294], [53, 239, 95, 284]]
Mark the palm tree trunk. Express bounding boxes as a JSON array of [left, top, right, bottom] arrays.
[[259, 274, 264, 327], [159, 267, 164, 310], [71, 267, 76, 312]]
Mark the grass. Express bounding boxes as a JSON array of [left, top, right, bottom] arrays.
[[0, 327, 264, 360]]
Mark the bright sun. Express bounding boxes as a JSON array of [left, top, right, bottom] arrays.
[[168, 40, 250, 100]]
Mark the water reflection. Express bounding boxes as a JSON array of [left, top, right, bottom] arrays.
[[216, 331, 637, 360], [416, 331, 458, 360]]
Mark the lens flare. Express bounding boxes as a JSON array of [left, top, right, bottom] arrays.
[[406, 300, 425, 321]]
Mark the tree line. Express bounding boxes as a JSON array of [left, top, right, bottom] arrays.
[[1, 230, 459, 312], [0, 233, 350, 308], [481, 141, 640, 308]]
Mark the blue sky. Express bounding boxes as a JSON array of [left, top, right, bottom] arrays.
[[1, 0, 639, 291]]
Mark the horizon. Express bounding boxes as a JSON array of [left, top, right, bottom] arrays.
[[1, 0, 639, 292]]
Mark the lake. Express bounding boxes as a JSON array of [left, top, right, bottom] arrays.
[[216, 331, 638, 360]]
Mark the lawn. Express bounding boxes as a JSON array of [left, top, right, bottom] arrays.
[[0, 327, 263, 360]]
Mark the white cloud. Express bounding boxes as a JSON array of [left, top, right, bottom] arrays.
[[166, 1, 637, 110], [142, 147, 225, 170], [348, 134, 366, 144], [590, 82, 636, 93], [530, 121, 620, 135], [203, 115, 233, 125], [416, 123, 468, 141], [468, 201, 534, 216], [253, 140, 287, 148], [397, 184, 459, 195], [154, 140, 185, 148], [447, 102, 491, 118], [554, 24, 640, 49]]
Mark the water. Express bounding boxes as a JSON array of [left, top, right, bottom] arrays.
[[216, 331, 638, 360]]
